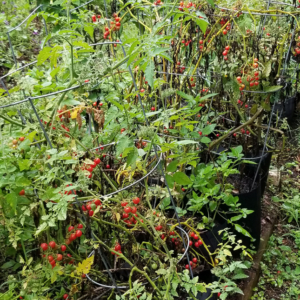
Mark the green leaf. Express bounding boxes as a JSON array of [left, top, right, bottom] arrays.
[[232, 273, 249, 279], [57, 203, 67, 221], [18, 159, 32, 171], [234, 224, 252, 238], [279, 245, 291, 252], [262, 61, 272, 79], [27, 130, 37, 142], [159, 197, 171, 210], [200, 137, 211, 144], [194, 17, 209, 34], [84, 25, 94, 39], [196, 283, 207, 293], [220, 292, 228, 300], [73, 40, 94, 51], [175, 140, 199, 145], [177, 91, 194, 102], [173, 172, 192, 185], [6, 192, 17, 213], [263, 86, 282, 93], [202, 124, 216, 135], [250, 103, 258, 115], [165, 174, 174, 187], [231, 215, 242, 222], [126, 148, 138, 167], [37, 47, 52, 66], [295, 266, 300, 275], [61, 98, 81, 106], [151, 47, 168, 56], [198, 93, 218, 101], [1, 260, 15, 269], [128, 40, 139, 55], [116, 136, 133, 156], [127, 51, 139, 66], [175, 207, 187, 216], [205, 0, 215, 6], [145, 60, 155, 89], [156, 269, 167, 275], [261, 99, 271, 111], [160, 53, 173, 63], [16, 177, 31, 187], [209, 200, 217, 211], [167, 160, 178, 172], [231, 145, 243, 157]]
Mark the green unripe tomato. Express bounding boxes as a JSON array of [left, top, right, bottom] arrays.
[[151, 263, 158, 270]]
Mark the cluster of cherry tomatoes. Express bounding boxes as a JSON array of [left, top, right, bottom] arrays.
[[294, 37, 300, 55], [82, 198, 102, 216], [111, 242, 122, 256], [236, 59, 260, 91], [9, 136, 25, 149], [121, 197, 143, 226], [154, 0, 162, 5], [222, 45, 230, 61], [176, 61, 186, 74], [219, 17, 229, 26], [91, 15, 101, 23], [135, 141, 147, 149], [66, 224, 84, 244], [181, 39, 192, 47], [178, 1, 197, 11], [185, 257, 198, 270], [240, 128, 250, 135], [103, 13, 122, 39], [80, 157, 102, 179], [40, 238, 78, 269], [93, 101, 103, 107]]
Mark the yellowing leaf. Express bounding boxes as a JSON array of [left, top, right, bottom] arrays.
[[27, 257, 33, 266], [116, 213, 121, 222], [76, 255, 94, 275], [71, 109, 78, 119], [223, 249, 232, 256], [19, 255, 25, 264], [51, 269, 57, 283]]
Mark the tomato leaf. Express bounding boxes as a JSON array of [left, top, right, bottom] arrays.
[[145, 59, 155, 89], [173, 172, 192, 185]]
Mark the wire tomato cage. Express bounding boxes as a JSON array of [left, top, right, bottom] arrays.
[[0, 1, 197, 296], [0, 0, 299, 298]]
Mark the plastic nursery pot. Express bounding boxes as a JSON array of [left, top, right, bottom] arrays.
[[230, 174, 262, 251], [196, 274, 218, 300], [243, 151, 272, 197], [273, 96, 296, 122], [208, 144, 272, 198], [192, 222, 227, 259]]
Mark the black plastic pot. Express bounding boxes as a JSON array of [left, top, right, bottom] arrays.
[[200, 222, 227, 256], [214, 172, 261, 251], [243, 151, 272, 197], [232, 178, 261, 250], [196, 273, 218, 300], [209, 145, 271, 198], [273, 96, 296, 121]]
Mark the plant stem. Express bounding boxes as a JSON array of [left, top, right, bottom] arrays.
[[209, 108, 264, 151], [0, 114, 24, 127]]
